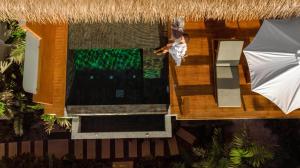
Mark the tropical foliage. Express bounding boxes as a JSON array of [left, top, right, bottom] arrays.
[[192, 128, 274, 168], [41, 114, 71, 134], [0, 21, 44, 138]]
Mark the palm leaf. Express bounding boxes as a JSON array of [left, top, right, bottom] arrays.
[[27, 104, 44, 110], [56, 117, 71, 130], [41, 114, 56, 134], [44, 122, 55, 135], [0, 60, 12, 73], [246, 145, 274, 168], [13, 117, 23, 136], [9, 40, 25, 65], [0, 101, 6, 116]]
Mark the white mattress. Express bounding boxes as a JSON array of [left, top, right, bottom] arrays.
[[23, 30, 41, 94]]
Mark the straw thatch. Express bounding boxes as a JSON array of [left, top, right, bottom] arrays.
[[0, 0, 300, 23]]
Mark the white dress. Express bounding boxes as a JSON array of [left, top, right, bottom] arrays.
[[169, 40, 187, 66]]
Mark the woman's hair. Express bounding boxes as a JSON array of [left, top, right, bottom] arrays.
[[172, 29, 183, 39], [183, 33, 190, 43]]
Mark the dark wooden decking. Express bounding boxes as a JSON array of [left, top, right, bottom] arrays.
[[169, 20, 300, 119]]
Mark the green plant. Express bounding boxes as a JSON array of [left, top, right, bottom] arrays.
[[41, 114, 56, 134], [5, 20, 25, 43], [229, 130, 274, 168], [193, 128, 229, 168], [10, 25, 26, 40], [9, 40, 25, 65], [0, 101, 5, 117], [41, 114, 71, 134], [0, 60, 11, 73], [0, 23, 25, 74], [27, 104, 44, 110], [0, 21, 45, 140], [13, 116, 23, 136], [192, 128, 274, 168], [56, 117, 72, 129]]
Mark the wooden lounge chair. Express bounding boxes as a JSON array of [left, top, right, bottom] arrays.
[[214, 40, 244, 107]]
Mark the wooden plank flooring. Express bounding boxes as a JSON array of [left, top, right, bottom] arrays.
[[27, 20, 300, 119], [169, 20, 300, 119]]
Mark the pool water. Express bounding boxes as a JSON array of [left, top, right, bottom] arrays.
[[74, 48, 141, 71], [67, 48, 169, 105]]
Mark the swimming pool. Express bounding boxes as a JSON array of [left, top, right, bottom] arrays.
[[67, 48, 169, 105]]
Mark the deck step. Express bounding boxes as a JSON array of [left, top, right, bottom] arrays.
[[115, 139, 124, 159], [3, 136, 180, 159], [87, 140, 96, 159], [8, 142, 17, 158], [176, 128, 196, 145], [141, 140, 151, 157], [101, 139, 111, 159], [48, 139, 69, 158], [74, 140, 84, 159], [154, 139, 164, 157], [0, 143, 4, 158], [34, 140, 43, 157], [128, 139, 137, 158], [168, 137, 179, 156], [21, 141, 31, 154]]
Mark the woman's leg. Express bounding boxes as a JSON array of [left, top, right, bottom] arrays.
[[155, 45, 172, 55], [156, 48, 169, 55], [153, 47, 164, 53], [154, 43, 173, 53]]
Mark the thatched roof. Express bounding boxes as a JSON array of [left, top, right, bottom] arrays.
[[0, 0, 300, 23]]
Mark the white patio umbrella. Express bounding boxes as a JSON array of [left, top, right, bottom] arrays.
[[243, 18, 300, 114]]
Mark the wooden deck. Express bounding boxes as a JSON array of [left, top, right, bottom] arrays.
[[26, 20, 300, 119], [169, 20, 300, 119]]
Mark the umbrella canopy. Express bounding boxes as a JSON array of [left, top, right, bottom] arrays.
[[243, 18, 300, 114]]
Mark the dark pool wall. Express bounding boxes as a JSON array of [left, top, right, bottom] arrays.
[[66, 48, 169, 105], [81, 115, 166, 132]]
